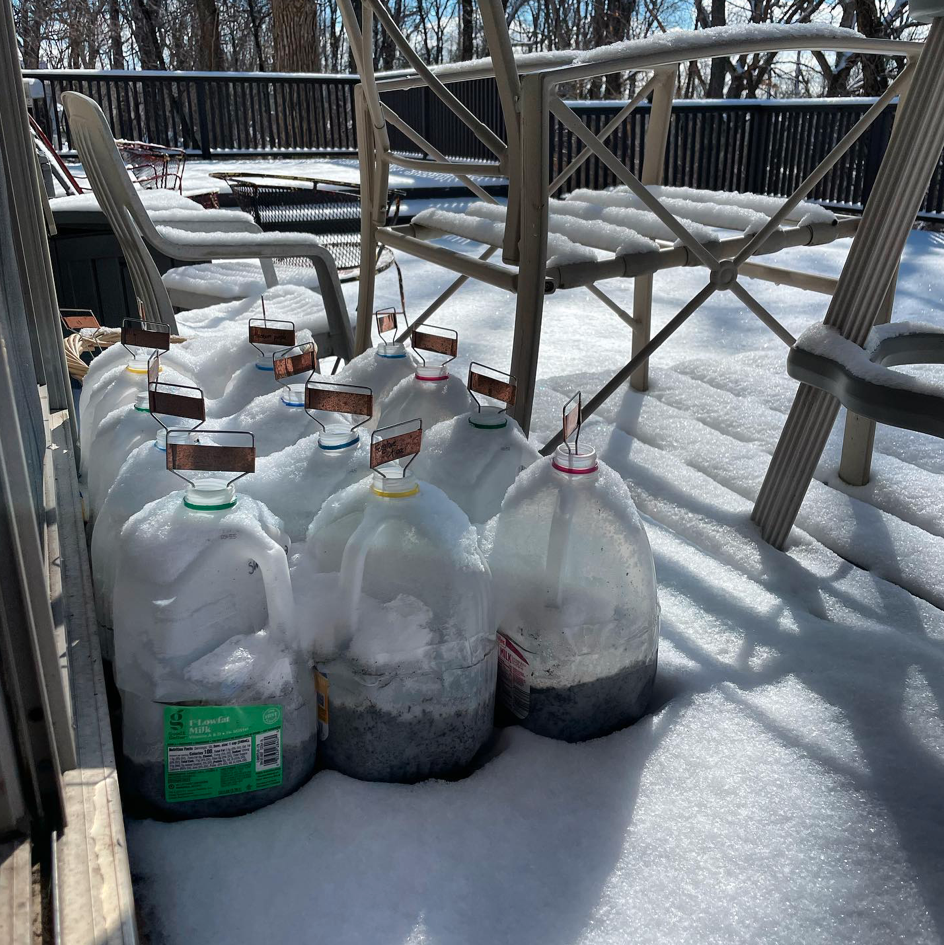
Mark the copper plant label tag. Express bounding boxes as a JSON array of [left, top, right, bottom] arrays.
[[412, 328, 458, 358], [149, 387, 206, 421], [470, 369, 517, 406], [61, 310, 100, 331], [122, 321, 170, 351], [249, 322, 296, 347], [167, 442, 255, 474], [273, 347, 317, 381], [147, 355, 161, 387], [563, 397, 580, 443], [306, 386, 373, 417], [370, 428, 422, 469], [376, 310, 397, 335]]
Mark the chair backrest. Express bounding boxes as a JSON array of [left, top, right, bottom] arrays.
[[336, 0, 522, 259], [61, 92, 177, 328]]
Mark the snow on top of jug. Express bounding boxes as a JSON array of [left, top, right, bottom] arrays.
[[120, 489, 286, 587], [309, 475, 484, 572], [243, 432, 371, 543], [409, 410, 539, 525]]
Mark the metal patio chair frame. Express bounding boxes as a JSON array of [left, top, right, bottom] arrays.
[[342, 9, 926, 430]]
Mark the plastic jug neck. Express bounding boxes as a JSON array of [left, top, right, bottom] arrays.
[[551, 444, 599, 476], [280, 383, 306, 407], [377, 343, 407, 359], [415, 363, 449, 382], [183, 477, 237, 511], [318, 424, 360, 452], [133, 391, 151, 413], [154, 428, 168, 451], [255, 355, 275, 372], [469, 406, 507, 430], [370, 466, 419, 498]]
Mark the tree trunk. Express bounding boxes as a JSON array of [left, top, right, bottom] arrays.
[[129, 0, 165, 70], [460, 0, 474, 59], [193, 0, 224, 70], [108, 0, 124, 68], [706, 0, 726, 97], [273, 0, 320, 72], [855, 0, 887, 94]]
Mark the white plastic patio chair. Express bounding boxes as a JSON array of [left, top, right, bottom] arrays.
[[339, 5, 923, 454], [60, 91, 354, 362]]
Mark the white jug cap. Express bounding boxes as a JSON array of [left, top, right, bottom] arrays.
[[377, 343, 407, 359], [280, 383, 306, 407], [154, 428, 168, 451], [318, 423, 360, 451], [183, 477, 237, 511], [133, 391, 151, 412], [415, 363, 449, 382], [126, 355, 152, 375], [370, 466, 419, 498], [469, 405, 507, 429], [552, 444, 599, 475]]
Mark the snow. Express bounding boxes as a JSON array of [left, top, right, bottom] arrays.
[[126, 216, 944, 943], [413, 206, 598, 266], [163, 259, 328, 299], [575, 24, 872, 66], [795, 323, 944, 398]]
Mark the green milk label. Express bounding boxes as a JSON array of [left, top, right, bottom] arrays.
[[163, 705, 283, 803]]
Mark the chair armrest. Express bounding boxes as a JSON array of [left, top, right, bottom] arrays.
[[149, 209, 260, 235], [787, 323, 944, 440], [152, 225, 329, 262]]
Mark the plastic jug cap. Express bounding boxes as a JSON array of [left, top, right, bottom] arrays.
[[133, 391, 151, 412], [154, 428, 168, 451], [552, 444, 599, 475], [377, 342, 407, 359], [126, 355, 152, 375], [370, 466, 419, 498], [415, 363, 449, 382], [468, 405, 507, 429], [318, 423, 360, 451], [280, 383, 306, 407], [183, 477, 237, 511]]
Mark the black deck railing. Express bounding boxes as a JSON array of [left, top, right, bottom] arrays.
[[24, 69, 944, 217]]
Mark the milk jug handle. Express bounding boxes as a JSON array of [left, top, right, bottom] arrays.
[[238, 526, 297, 649], [339, 516, 397, 646]]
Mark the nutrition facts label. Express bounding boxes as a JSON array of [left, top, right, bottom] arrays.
[[167, 737, 252, 772], [497, 632, 531, 719], [163, 705, 283, 802]]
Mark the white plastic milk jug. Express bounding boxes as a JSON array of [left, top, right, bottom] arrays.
[[300, 419, 495, 782], [485, 395, 660, 742], [113, 429, 317, 818]]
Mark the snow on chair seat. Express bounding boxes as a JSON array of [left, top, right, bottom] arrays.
[[788, 322, 944, 440], [162, 260, 327, 310], [412, 186, 844, 272]]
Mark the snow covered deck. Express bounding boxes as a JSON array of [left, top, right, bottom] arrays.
[[127, 228, 944, 945]]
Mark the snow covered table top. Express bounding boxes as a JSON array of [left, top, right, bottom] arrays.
[[128, 228, 944, 945]]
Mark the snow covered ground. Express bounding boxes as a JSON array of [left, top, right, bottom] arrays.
[[127, 227, 944, 945]]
